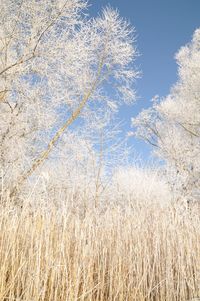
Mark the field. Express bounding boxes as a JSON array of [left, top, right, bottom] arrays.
[[0, 201, 200, 301]]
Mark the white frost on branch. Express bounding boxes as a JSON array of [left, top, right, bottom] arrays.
[[132, 28, 200, 201], [0, 0, 139, 197]]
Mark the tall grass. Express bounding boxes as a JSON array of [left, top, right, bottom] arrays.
[[0, 202, 200, 301]]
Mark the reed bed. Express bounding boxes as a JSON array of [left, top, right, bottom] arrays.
[[0, 202, 200, 301]]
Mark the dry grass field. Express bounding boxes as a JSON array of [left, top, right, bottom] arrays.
[[0, 202, 200, 301]]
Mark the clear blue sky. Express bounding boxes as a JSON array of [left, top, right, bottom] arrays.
[[90, 0, 200, 162]]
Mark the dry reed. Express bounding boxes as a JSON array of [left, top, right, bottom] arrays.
[[0, 202, 199, 301]]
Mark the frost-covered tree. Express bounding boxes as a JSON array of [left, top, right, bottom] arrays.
[[0, 0, 138, 197], [29, 122, 131, 210], [111, 166, 171, 207], [132, 29, 200, 202]]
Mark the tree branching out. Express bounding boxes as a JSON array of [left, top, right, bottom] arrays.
[[0, 0, 138, 199]]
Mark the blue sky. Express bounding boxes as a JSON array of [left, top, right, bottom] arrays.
[[90, 0, 200, 162]]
